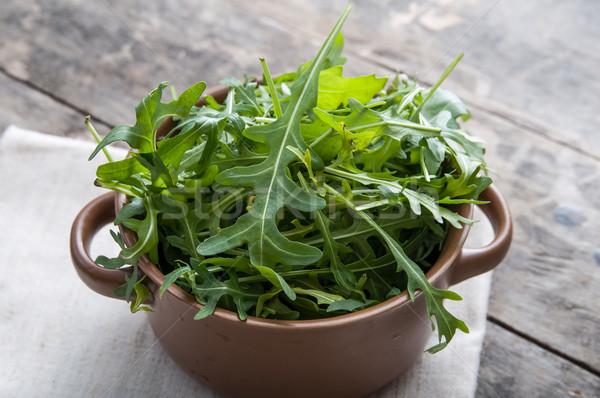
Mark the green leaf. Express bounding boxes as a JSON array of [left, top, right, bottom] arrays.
[[324, 165, 456, 224], [191, 266, 262, 321], [95, 255, 126, 269], [260, 58, 283, 119], [414, 53, 464, 122], [304, 214, 430, 247], [96, 156, 146, 181], [119, 195, 160, 265], [202, 256, 254, 273], [130, 278, 153, 313], [252, 265, 296, 300], [386, 287, 403, 300], [292, 287, 344, 305], [94, 194, 161, 301], [297, 173, 363, 298], [132, 152, 174, 187], [440, 122, 486, 162], [326, 183, 469, 351], [314, 98, 441, 142], [301, 115, 340, 162], [317, 66, 387, 110], [437, 197, 489, 205], [156, 122, 209, 170], [262, 296, 300, 320], [289, 296, 329, 318], [160, 266, 192, 298], [197, 6, 352, 268], [220, 77, 262, 116], [421, 88, 470, 130], [255, 289, 282, 317], [442, 153, 487, 198], [327, 298, 376, 313], [324, 33, 347, 68], [114, 197, 145, 225], [89, 81, 206, 160]]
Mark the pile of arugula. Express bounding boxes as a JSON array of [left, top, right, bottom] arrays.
[[88, 5, 491, 352]]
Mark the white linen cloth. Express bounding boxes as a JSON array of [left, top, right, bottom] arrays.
[[0, 125, 493, 398]]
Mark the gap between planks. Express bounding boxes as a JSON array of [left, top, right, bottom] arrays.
[[487, 315, 600, 378], [463, 106, 600, 164], [0, 66, 113, 131]]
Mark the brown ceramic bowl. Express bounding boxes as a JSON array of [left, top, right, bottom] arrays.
[[70, 86, 512, 398]]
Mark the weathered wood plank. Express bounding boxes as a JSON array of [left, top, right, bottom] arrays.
[[2, 0, 598, 155], [0, 0, 324, 134], [463, 107, 600, 371], [225, 0, 600, 159], [476, 322, 600, 397], [0, 71, 107, 139]]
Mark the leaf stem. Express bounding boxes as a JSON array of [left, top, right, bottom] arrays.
[[355, 199, 390, 211], [94, 178, 143, 197], [253, 116, 276, 124], [84, 116, 114, 162], [365, 100, 387, 109], [237, 256, 398, 284], [358, 120, 441, 133], [420, 148, 431, 182], [309, 128, 335, 148], [259, 58, 283, 119], [414, 53, 463, 117]]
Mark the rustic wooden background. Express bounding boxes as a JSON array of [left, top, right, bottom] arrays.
[[1, 0, 598, 396]]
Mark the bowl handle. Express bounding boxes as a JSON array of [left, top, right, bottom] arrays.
[[451, 184, 513, 285], [70, 192, 131, 300]]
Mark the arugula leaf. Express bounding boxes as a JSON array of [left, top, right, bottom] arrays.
[[130, 277, 153, 313], [190, 262, 263, 321], [197, 6, 352, 268], [160, 265, 192, 298], [292, 287, 344, 305], [324, 33, 347, 69], [324, 164, 472, 227], [297, 172, 363, 298], [325, 184, 469, 351], [253, 265, 296, 300], [114, 197, 145, 225], [220, 77, 262, 116], [421, 88, 471, 129], [89, 81, 206, 160], [327, 298, 377, 313], [255, 289, 283, 318], [317, 66, 387, 110]]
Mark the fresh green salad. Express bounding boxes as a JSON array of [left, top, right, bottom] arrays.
[[88, 6, 490, 352]]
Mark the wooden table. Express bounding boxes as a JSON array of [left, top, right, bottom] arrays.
[[2, 1, 598, 396]]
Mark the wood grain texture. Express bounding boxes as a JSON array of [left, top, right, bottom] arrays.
[[0, 71, 107, 139], [225, 0, 600, 159], [0, 0, 322, 134], [463, 107, 600, 372], [476, 322, 600, 397], [0, 0, 384, 137]]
